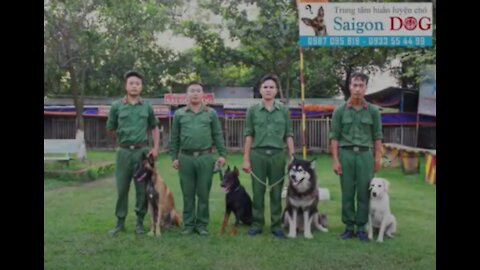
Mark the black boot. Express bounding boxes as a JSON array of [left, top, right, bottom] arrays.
[[108, 218, 125, 236], [135, 217, 145, 235]]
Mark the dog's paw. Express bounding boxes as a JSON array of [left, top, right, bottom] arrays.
[[368, 234, 373, 240], [155, 232, 162, 237], [287, 233, 297, 238], [377, 238, 384, 243], [147, 231, 154, 237], [304, 233, 314, 239], [319, 227, 328, 233]]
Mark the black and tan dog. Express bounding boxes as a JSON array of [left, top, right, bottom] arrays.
[[219, 166, 253, 236], [301, 6, 328, 36], [134, 153, 182, 236]]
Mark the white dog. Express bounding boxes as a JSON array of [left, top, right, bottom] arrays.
[[368, 177, 397, 243]]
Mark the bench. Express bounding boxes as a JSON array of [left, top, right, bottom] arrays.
[[44, 139, 81, 165], [382, 143, 436, 175]]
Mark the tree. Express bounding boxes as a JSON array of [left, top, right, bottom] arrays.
[[45, 0, 107, 159], [178, 0, 394, 100], [92, 0, 183, 96], [45, 0, 187, 99], [44, 0, 184, 158], [194, 0, 300, 100], [378, 0, 437, 89]]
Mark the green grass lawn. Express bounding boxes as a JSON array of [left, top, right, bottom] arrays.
[[44, 152, 435, 270]]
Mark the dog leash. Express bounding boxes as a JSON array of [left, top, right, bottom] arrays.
[[213, 161, 224, 181], [250, 171, 286, 193]]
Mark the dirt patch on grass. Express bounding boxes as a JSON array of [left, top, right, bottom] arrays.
[[48, 177, 113, 193]]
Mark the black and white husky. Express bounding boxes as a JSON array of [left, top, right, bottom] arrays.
[[282, 157, 328, 239]]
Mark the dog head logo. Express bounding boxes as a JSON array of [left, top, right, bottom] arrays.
[[301, 6, 328, 36], [133, 153, 155, 182], [369, 177, 390, 199], [288, 157, 316, 192], [221, 166, 240, 193]]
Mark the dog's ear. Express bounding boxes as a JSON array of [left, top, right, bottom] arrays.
[[226, 166, 231, 172], [369, 178, 374, 190], [383, 179, 390, 193], [147, 153, 155, 166], [233, 166, 239, 177], [318, 6, 324, 16], [309, 158, 316, 170], [301, 18, 313, 26]]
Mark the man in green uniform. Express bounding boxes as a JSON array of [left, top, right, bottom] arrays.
[[106, 71, 160, 236], [329, 72, 383, 241], [169, 81, 226, 236], [242, 74, 295, 238]]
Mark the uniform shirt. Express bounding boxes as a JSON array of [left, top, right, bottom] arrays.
[[106, 96, 159, 145], [244, 101, 293, 149], [329, 99, 383, 147], [169, 104, 226, 160]]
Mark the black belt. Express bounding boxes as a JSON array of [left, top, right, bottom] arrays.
[[119, 143, 148, 150], [340, 145, 372, 152], [253, 147, 283, 156], [180, 148, 212, 157]]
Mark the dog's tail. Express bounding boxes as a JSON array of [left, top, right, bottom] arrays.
[[313, 213, 328, 233], [170, 209, 182, 227]]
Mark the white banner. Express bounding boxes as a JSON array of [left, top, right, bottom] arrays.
[[298, 1, 433, 47]]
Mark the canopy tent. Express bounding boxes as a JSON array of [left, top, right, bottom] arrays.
[[365, 87, 419, 113]]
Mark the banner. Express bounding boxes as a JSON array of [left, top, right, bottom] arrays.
[[164, 93, 215, 105], [298, 1, 433, 47], [98, 106, 110, 116]]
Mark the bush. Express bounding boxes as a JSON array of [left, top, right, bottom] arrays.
[[45, 163, 115, 182]]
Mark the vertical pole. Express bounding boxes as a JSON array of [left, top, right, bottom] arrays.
[[300, 47, 306, 159]]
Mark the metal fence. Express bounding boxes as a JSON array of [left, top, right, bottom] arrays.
[[383, 126, 418, 147], [223, 118, 332, 153], [44, 117, 117, 148], [223, 118, 245, 151], [45, 116, 434, 152]]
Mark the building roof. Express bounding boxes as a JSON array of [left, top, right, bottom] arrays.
[[365, 87, 419, 112], [44, 97, 345, 109]]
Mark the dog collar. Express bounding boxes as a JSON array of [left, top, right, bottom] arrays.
[[229, 186, 241, 193]]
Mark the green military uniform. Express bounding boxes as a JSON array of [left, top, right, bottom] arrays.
[[329, 99, 383, 232], [106, 96, 159, 234], [244, 101, 293, 232], [169, 104, 226, 234]]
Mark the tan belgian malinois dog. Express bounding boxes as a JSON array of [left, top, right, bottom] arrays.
[[134, 153, 182, 236]]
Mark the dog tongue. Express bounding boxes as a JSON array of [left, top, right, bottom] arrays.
[[221, 187, 229, 193]]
